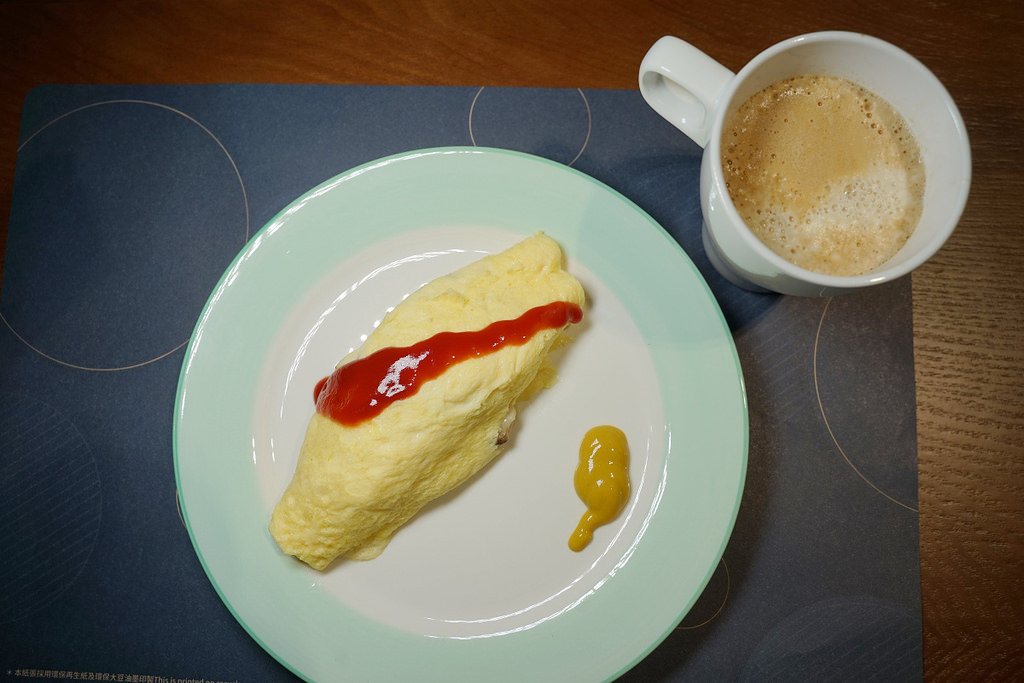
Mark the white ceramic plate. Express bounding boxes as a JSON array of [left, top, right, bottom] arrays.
[[174, 147, 747, 682]]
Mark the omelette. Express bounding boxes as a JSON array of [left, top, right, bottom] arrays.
[[269, 232, 586, 570]]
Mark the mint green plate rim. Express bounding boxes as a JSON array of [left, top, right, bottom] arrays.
[[173, 147, 748, 682]]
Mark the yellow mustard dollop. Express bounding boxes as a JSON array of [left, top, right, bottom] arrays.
[[569, 425, 630, 552]]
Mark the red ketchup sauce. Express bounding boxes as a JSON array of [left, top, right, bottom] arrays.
[[314, 301, 583, 426]]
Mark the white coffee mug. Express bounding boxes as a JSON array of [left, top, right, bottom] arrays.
[[639, 31, 971, 296]]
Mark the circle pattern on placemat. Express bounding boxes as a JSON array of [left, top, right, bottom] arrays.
[[0, 394, 102, 623], [677, 558, 730, 630], [2, 99, 249, 371], [813, 289, 918, 511], [469, 87, 592, 166]]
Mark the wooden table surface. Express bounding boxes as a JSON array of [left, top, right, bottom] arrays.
[[1, 1, 1020, 679]]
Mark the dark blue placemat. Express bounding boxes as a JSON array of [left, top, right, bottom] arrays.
[[1, 84, 920, 681]]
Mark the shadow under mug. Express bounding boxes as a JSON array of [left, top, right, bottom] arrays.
[[639, 31, 971, 296]]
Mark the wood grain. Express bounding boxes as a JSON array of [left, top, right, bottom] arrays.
[[1, 0, 1021, 679]]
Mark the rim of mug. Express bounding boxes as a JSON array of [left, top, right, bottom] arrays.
[[706, 30, 971, 289]]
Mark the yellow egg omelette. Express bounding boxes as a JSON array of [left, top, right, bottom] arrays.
[[269, 232, 586, 570]]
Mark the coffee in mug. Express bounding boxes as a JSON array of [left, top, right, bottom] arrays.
[[638, 32, 971, 296], [721, 74, 925, 277]]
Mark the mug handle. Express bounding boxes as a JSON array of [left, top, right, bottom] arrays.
[[638, 36, 735, 148]]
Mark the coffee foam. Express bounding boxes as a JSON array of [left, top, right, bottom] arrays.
[[722, 75, 924, 277]]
